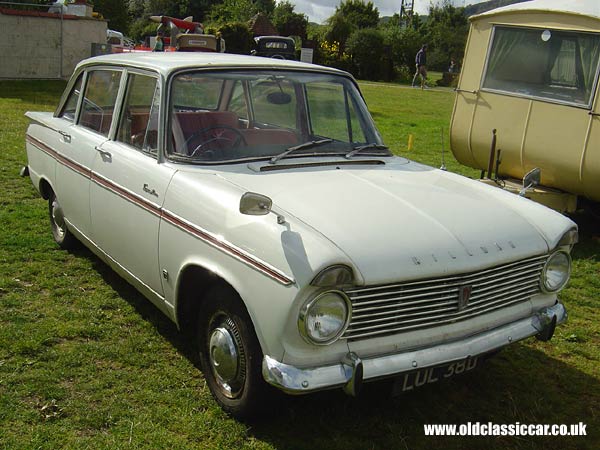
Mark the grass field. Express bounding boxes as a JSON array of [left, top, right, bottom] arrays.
[[0, 79, 599, 449]]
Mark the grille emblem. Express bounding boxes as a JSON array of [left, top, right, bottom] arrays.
[[458, 285, 472, 311]]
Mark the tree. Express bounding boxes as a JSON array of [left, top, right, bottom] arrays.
[[323, 0, 379, 56], [324, 13, 353, 57], [186, 0, 215, 22], [346, 28, 384, 80], [382, 25, 422, 81], [335, 0, 379, 30], [423, 0, 469, 70], [216, 22, 254, 54], [209, 0, 258, 24], [93, 0, 130, 32], [254, 0, 275, 17], [272, 1, 308, 38]]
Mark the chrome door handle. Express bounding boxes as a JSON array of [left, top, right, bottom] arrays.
[[58, 130, 71, 143], [95, 146, 111, 158], [143, 183, 158, 197]]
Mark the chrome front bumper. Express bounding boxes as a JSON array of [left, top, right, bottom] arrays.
[[262, 303, 566, 395]]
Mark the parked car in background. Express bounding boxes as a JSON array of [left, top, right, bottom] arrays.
[[252, 36, 296, 60], [24, 53, 576, 418]]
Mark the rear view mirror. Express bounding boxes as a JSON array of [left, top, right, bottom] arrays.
[[239, 192, 272, 216], [267, 92, 292, 105]]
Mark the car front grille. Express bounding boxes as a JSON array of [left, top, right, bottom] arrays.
[[342, 254, 547, 340]]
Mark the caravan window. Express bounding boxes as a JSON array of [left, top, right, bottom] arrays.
[[482, 26, 600, 107]]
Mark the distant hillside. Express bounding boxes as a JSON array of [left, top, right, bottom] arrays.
[[379, 0, 528, 24], [464, 0, 530, 17], [378, 0, 529, 25]]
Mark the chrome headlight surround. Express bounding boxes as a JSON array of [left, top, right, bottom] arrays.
[[298, 290, 352, 345], [557, 228, 578, 249], [541, 250, 571, 293], [311, 265, 354, 288]]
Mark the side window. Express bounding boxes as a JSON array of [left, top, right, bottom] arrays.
[[117, 74, 160, 154], [79, 70, 122, 136], [306, 82, 367, 143], [59, 74, 83, 121]]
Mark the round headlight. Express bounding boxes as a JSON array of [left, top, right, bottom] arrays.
[[542, 251, 571, 292], [299, 291, 351, 345]]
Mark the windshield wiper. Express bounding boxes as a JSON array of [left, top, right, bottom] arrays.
[[270, 139, 334, 164], [345, 143, 390, 159]]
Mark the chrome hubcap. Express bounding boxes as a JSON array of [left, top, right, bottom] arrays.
[[208, 316, 246, 398]]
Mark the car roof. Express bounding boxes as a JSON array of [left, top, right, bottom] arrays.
[[255, 36, 295, 41], [76, 52, 347, 78], [471, 0, 600, 21]]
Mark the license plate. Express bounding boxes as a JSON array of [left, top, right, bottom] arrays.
[[392, 355, 479, 394]]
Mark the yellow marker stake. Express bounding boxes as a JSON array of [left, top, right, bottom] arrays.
[[407, 134, 414, 151]]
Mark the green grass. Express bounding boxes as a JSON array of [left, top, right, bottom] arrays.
[[1, 80, 599, 449]]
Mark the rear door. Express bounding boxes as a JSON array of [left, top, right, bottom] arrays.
[[55, 68, 123, 238]]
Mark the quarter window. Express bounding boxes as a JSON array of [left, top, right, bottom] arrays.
[[59, 74, 83, 121], [483, 26, 600, 107], [79, 70, 122, 136], [117, 74, 160, 154], [228, 81, 248, 120]]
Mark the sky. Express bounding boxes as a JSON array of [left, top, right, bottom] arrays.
[[289, 0, 488, 24]]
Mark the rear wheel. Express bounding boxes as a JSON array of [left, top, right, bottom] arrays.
[[49, 192, 77, 249], [197, 285, 273, 419]]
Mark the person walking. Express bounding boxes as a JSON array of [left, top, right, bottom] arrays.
[[412, 44, 428, 89]]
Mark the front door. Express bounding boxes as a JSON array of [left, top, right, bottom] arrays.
[[90, 72, 175, 298]]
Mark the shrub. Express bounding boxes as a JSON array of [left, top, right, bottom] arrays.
[[346, 28, 384, 80], [213, 22, 254, 55], [394, 65, 414, 84], [382, 25, 421, 68]]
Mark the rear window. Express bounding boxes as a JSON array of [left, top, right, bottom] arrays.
[[482, 26, 600, 107]]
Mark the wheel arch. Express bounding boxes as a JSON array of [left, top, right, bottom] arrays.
[[175, 263, 253, 340], [38, 177, 54, 200]]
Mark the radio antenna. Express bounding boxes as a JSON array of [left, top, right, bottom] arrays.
[[440, 127, 447, 171]]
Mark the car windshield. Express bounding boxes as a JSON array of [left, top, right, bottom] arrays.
[[168, 70, 386, 163]]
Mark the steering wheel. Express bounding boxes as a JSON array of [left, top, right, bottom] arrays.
[[184, 126, 247, 157]]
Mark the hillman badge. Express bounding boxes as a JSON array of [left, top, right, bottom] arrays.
[[458, 285, 473, 311]]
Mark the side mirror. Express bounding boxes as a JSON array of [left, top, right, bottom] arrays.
[[523, 167, 541, 189], [519, 168, 541, 197], [239, 192, 286, 224], [239, 192, 272, 216]]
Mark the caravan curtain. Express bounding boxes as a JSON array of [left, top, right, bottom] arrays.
[[484, 26, 600, 107], [578, 34, 600, 103]]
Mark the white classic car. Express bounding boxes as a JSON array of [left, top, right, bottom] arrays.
[[24, 53, 576, 418]]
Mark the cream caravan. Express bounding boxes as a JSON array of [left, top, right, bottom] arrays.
[[450, 0, 600, 212]]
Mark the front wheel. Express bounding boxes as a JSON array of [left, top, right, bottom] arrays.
[[48, 192, 77, 249], [197, 285, 274, 419]]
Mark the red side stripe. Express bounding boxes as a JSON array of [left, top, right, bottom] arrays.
[[26, 134, 294, 286]]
